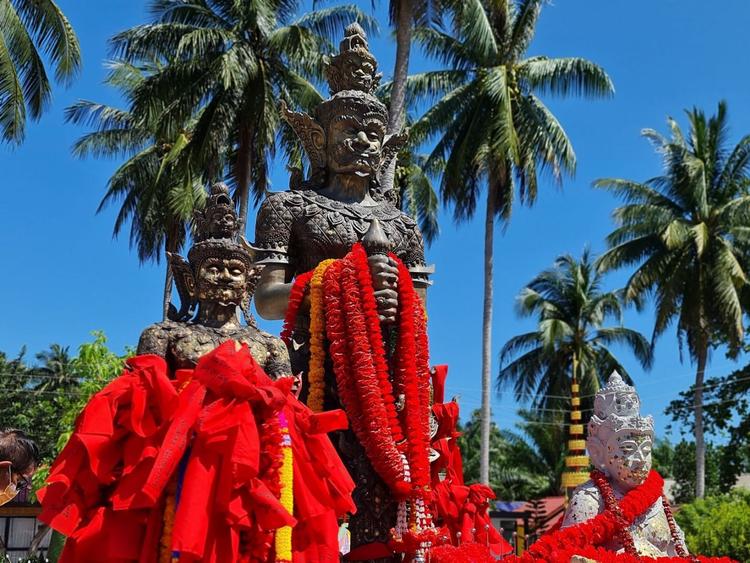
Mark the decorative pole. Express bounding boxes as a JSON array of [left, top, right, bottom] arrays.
[[561, 355, 589, 498]]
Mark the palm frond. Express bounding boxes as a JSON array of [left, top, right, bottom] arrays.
[[518, 56, 614, 99]]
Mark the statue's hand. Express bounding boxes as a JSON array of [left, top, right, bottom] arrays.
[[367, 254, 399, 325]]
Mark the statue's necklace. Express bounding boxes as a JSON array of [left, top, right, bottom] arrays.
[[592, 470, 639, 556], [592, 470, 696, 560]]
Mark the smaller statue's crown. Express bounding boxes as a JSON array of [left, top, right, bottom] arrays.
[[188, 183, 253, 267], [324, 21, 381, 94], [588, 371, 654, 438], [593, 371, 640, 419], [194, 183, 239, 242]]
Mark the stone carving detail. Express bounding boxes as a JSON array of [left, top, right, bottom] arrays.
[[137, 183, 291, 378], [562, 372, 688, 557]]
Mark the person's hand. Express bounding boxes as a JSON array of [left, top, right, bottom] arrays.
[[367, 254, 399, 324]]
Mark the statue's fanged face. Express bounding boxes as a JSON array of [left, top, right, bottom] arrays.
[[207, 209, 238, 238], [196, 257, 248, 305], [604, 432, 653, 489], [326, 115, 385, 177], [343, 54, 376, 92]]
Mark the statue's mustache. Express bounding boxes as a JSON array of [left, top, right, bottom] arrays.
[[335, 139, 379, 163]]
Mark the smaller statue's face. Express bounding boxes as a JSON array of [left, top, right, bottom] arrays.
[[196, 257, 248, 305], [327, 115, 385, 177], [604, 432, 653, 490], [208, 210, 237, 237], [344, 54, 376, 92]]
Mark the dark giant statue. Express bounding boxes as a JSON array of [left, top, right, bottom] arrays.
[[253, 23, 432, 560]]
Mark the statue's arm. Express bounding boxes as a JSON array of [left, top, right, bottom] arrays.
[[255, 264, 294, 320], [137, 324, 170, 358], [561, 486, 602, 528], [253, 193, 297, 320]]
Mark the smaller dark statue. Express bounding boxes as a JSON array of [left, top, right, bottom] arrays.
[[138, 183, 290, 378]]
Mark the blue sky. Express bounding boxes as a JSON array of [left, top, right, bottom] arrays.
[[2, 0, 750, 441]]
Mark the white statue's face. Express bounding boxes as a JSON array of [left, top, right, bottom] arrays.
[[604, 431, 653, 490]]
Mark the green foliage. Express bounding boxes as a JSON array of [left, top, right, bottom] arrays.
[[666, 364, 750, 473], [66, 60, 204, 267], [596, 102, 750, 360], [670, 440, 738, 504], [674, 490, 750, 561], [459, 408, 563, 499], [109, 0, 376, 227], [0, 332, 129, 503], [651, 437, 675, 479], [0, 0, 81, 144], [498, 250, 653, 412]]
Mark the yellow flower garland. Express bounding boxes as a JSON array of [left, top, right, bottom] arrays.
[[275, 412, 294, 563], [307, 259, 335, 413]]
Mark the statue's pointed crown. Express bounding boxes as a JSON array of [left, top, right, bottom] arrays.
[[325, 22, 381, 94], [588, 371, 654, 437], [188, 183, 253, 267]]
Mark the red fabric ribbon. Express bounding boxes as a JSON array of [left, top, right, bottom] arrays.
[[38, 342, 355, 562]]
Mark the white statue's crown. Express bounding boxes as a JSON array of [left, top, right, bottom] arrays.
[[588, 371, 654, 437]]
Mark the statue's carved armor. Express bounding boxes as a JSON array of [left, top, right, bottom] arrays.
[[255, 189, 426, 278], [137, 320, 290, 377]]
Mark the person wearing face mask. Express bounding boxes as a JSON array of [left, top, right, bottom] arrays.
[[0, 429, 40, 506]]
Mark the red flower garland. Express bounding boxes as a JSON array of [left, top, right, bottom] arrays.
[[393, 254, 431, 499], [322, 260, 365, 441], [281, 271, 314, 345], [337, 256, 406, 492], [503, 470, 737, 563], [592, 469, 639, 556], [509, 470, 664, 561], [351, 245, 403, 443], [320, 244, 434, 506]]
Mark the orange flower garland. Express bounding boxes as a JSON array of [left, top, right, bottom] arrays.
[[308, 259, 336, 412]]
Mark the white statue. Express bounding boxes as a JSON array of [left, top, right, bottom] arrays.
[[561, 372, 689, 558]]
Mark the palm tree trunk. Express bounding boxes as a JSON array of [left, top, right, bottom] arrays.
[[694, 341, 708, 498], [162, 229, 180, 320], [381, 0, 414, 194], [236, 124, 254, 235], [479, 180, 497, 485]]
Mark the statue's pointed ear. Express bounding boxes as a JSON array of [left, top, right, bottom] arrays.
[[588, 437, 605, 471], [279, 100, 327, 171], [380, 129, 409, 173], [167, 252, 196, 321]]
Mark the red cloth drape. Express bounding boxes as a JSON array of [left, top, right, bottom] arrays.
[[38, 341, 355, 562], [430, 391, 512, 557]]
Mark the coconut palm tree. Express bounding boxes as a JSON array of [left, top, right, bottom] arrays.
[[110, 0, 374, 232], [65, 60, 205, 319], [0, 0, 81, 143], [380, 0, 448, 193], [33, 344, 76, 393], [410, 0, 614, 484], [499, 250, 653, 413], [595, 101, 750, 498], [459, 408, 564, 499]]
